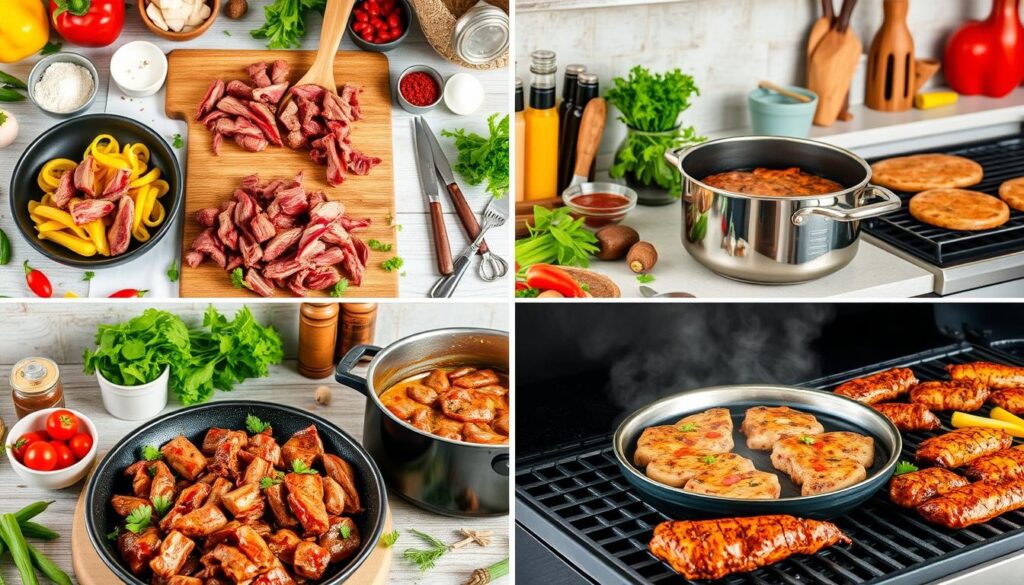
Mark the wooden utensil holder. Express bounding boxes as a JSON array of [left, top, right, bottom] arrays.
[[866, 0, 938, 111]]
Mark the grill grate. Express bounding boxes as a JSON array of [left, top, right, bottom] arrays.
[[516, 343, 1024, 585], [863, 135, 1024, 267]]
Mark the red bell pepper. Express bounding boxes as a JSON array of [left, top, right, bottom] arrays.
[[49, 0, 125, 48], [944, 0, 1024, 98], [524, 264, 586, 298]]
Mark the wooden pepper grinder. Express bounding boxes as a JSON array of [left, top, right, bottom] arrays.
[[866, 0, 937, 111], [298, 303, 340, 379], [335, 304, 378, 362]]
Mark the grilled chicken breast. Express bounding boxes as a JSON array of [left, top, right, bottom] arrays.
[[834, 368, 918, 404], [916, 428, 1013, 468], [888, 468, 969, 508], [648, 515, 850, 580], [990, 387, 1024, 414], [741, 406, 824, 450], [685, 470, 782, 499], [910, 380, 989, 412], [771, 432, 874, 496], [634, 408, 734, 467], [948, 361, 1024, 389], [870, 403, 941, 432], [917, 480, 1024, 529], [645, 452, 754, 488], [965, 445, 1024, 482]]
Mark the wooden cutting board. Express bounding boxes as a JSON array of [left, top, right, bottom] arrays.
[[71, 482, 393, 584], [165, 50, 398, 298]]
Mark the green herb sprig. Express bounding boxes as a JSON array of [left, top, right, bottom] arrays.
[[251, 0, 327, 49], [441, 114, 509, 198], [515, 206, 599, 268]]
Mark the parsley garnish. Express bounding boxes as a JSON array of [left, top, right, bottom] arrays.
[[172, 134, 183, 149], [125, 506, 152, 534], [441, 114, 510, 198], [381, 256, 404, 272], [799, 435, 816, 445], [107, 526, 121, 541], [677, 422, 697, 432], [230, 267, 247, 289], [291, 460, 318, 475], [367, 239, 392, 252], [260, 472, 285, 489], [224, 30, 232, 36], [166, 261, 179, 282], [246, 414, 271, 434], [152, 496, 172, 516], [894, 460, 919, 476], [339, 524, 351, 539], [141, 445, 162, 461], [700, 455, 717, 464], [330, 278, 349, 297], [636, 274, 655, 284], [83, 271, 95, 281], [380, 530, 400, 547], [515, 287, 540, 298]]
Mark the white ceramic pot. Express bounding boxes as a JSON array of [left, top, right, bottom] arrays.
[[97, 367, 169, 420], [6, 407, 99, 489]]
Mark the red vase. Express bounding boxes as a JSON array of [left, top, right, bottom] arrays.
[[944, 0, 1024, 97]]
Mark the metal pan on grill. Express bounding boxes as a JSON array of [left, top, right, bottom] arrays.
[[613, 384, 902, 519]]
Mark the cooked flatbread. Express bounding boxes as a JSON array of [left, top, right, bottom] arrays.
[[999, 177, 1024, 212], [909, 189, 1009, 231], [872, 154, 983, 192]]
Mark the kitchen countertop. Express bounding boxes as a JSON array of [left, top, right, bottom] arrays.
[[0, 12, 509, 299], [0, 360, 509, 585]]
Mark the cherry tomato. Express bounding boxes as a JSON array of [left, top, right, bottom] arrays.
[[366, 1, 379, 15], [22, 442, 58, 472], [68, 433, 94, 460], [49, 441, 77, 470], [355, 10, 368, 22], [388, 13, 400, 27], [45, 409, 80, 441], [23, 261, 52, 298], [8, 431, 48, 462]]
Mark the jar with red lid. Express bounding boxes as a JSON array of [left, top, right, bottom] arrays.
[[10, 357, 65, 419]]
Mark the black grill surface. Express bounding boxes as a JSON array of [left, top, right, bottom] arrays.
[[516, 343, 1024, 585], [863, 136, 1024, 267]]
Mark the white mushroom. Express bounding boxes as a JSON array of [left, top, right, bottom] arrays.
[[186, 0, 208, 26], [160, 0, 189, 32], [146, 1, 170, 30]]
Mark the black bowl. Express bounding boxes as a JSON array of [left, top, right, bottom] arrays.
[[85, 401, 388, 584], [9, 113, 183, 268], [348, 0, 413, 52]]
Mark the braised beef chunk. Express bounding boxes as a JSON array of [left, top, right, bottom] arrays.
[[319, 517, 360, 564], [285, 473, 330, 536], [53, 170, 76, 209], [101, 168, 131, 200], [293, 541, 330, 579], [73, 155, 96, 196], [70, 198, 114, 225], [281, 425, 324, 469], [107, 195, 135, 257], [162, 435, 209, 481], [117, 526, 161, 575], [149, 530, 195, 579]]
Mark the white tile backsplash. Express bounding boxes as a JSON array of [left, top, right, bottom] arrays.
[[517, 0, 991, 147]]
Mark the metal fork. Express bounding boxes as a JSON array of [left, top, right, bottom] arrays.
[[428, 197, 507, 298]]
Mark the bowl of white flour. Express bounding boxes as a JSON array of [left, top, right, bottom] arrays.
[[28, 53, 98, 118]]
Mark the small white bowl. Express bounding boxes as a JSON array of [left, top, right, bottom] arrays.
[[28, 53, 99, 118], [97, 366, 169, 420], [109, 41, 168, 98], [6, 408, 99, 490], [444, 73, 484, 115]]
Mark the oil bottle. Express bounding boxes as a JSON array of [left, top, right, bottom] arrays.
[[524, 50, 559, 201]]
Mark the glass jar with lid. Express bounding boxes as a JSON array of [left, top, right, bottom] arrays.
[[11, 357, 65, 419], [453, 0, 509, 65]]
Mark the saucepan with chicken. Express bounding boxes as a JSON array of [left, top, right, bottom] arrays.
[[85, 400, 387, 585], [613, 385, 902, 518], [336, 327, 509, 517]]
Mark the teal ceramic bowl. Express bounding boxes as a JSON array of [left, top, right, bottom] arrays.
[[748, 86, 818, 137]]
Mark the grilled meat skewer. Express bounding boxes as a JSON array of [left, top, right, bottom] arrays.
[[871, 403, 941, 432], [889, 468, 968, 508], [917, 480, 1024, 529], [965, 445, 1024, 483], [948, 362, 1024, 389], [649, 515, 850, 580], [834, 368, 918, 404], [916, 428, 1013, 468], [990, 387, 1024, 413], [910, 380, 989, 412]]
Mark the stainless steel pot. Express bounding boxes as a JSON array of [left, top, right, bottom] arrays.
[[336, 328, 509, 517], [665, 136, 901, 283]]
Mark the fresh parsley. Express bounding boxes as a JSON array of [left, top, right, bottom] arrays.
[[106, 526, 121, 541], [152, 496, 172, 516], [799, 435, 816, 445], [367, 239, 392, 252], [677, 422, 697, 432], [166, 262, 179, 283], [515, 287, 540, 298], [125, 506, 152, 534], [380, 530, 400, 547], [381, 256, 404, 272], [291, 460, 318, 475], [83, 271, 95, 281], [636, 274, 655, 284], [141, 445, 162, 461], [515, 206, 599, 268], [700, 455, 717, 464], [224, 30, 232, 36], [260, 472, 285, 489], [231, 268, 246, 289], [246, 414, 271, 434], [40, 41, 62, 56], [172, 134, 183, 149], [330, 278, 349, 297], [894, 460, 919, 476], [251, 0, 328, 49], [440, 113, 510, 198], [339, 524, 351, 539]]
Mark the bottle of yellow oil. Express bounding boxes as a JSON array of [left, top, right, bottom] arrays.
[[515, 77, 526, 202], [525, 50, 559, 201]]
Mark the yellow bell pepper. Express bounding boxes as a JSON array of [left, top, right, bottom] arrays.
[[0, 1, 49, 64]]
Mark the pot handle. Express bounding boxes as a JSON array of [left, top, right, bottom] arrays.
[[334, 344, 381, 397], [791, 184, 901, 225], [663, 143, 697, 170]]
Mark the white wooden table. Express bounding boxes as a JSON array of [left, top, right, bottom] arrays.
[[0, 10, 510, 298], [0, 361, 509, 584]]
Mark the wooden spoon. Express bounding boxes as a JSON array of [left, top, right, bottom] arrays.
[[289, 0, 357, 98], [565, 97, 607, 190], [808, 0, 861, 126], [757, 81, 813, 103], [807, 0, 834, 59]]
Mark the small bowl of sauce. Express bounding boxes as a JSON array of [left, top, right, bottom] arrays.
[[563, 182, 638, 228]]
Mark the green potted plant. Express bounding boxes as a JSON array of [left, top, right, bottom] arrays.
[[606, 66, 704, 205]]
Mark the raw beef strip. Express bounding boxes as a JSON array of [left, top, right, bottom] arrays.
[[239, 235, 264, 268], [226, 80, 254, 100], [347, 149, 382, 176], [74, 156, 96, 197], [340, 84, 362, 120], [247, 62, 272, 88], [53, 171, 76, 209], [253, 83, 289, 105], [270, 60, 289, 85], [263, 259, 304, 280], [250, 213, 276, 243], [70, 199, 114, 225], [245, 270, 275, 297], [185, 250, 206, 268], [312, 246, 346, 267], [195, 79, 225, 120], [274, 185, 308, 216], [234, 134, 269, 153], [304, 266, 343, 291], [309, 201, 343, 224], [263, 227, 302, 262], [101, 169, 131, 200], [195, 208, 219, 228], [217, 206, 239, 251], [108, 196, 135, 256], [191, 228, 226, 268]]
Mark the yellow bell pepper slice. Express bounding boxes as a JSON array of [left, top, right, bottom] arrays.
[[950, 411, 1024, 438], [35, 220, 68, 233], [64, 292, 80, 299], [990, 407, 1024, 428], [130, 167, 160, 188], [84, 219, 110, 257], [0, 1, 48, 64], [32, 205, 89, 239], [38, 231, 97, 257]]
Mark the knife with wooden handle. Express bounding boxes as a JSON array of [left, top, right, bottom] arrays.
[[413, 118, 454, 275], [417, 117, 489, 255]]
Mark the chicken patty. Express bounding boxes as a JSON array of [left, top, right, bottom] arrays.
[[645, 452, 754, 488], [741, 406, 824, 450], [770, 432, 874, 496], [685, 470, 782, 500], [634, 408, 734, 467]]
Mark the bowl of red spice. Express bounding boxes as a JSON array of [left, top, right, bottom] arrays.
[[349, 0, 412, 52], [397, 65, 444, 114]]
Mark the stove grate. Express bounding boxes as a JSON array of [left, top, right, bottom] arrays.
[[863, 135, 1024, 267], [516, 343, 1024, 584]]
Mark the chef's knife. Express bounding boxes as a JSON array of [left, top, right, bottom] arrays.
[[413, 118, 454, 275], [417, 117, 490, 255]]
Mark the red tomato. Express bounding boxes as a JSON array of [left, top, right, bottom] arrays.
[[68, 433, 94, 460], [49, 441, 77, 470], [22, 442, 58, 472], [355, 9, 368, 21], [366, 1, 379, 15], [704, 431, 722, 439], [8, 431, 48, 462], [45, 409, 80, 441]]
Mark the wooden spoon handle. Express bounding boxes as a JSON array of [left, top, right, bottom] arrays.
[[758, 81, 813, 103], [821, 0, 834, 21], [574, 98, 606, 177], [836, 0, 857, 32], [309, 0, 357, 86]]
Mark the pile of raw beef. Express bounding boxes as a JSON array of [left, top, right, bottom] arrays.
[[185, 172, 371, 297], [52, 156, 134, 256], [194, 60, 381, 187]]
